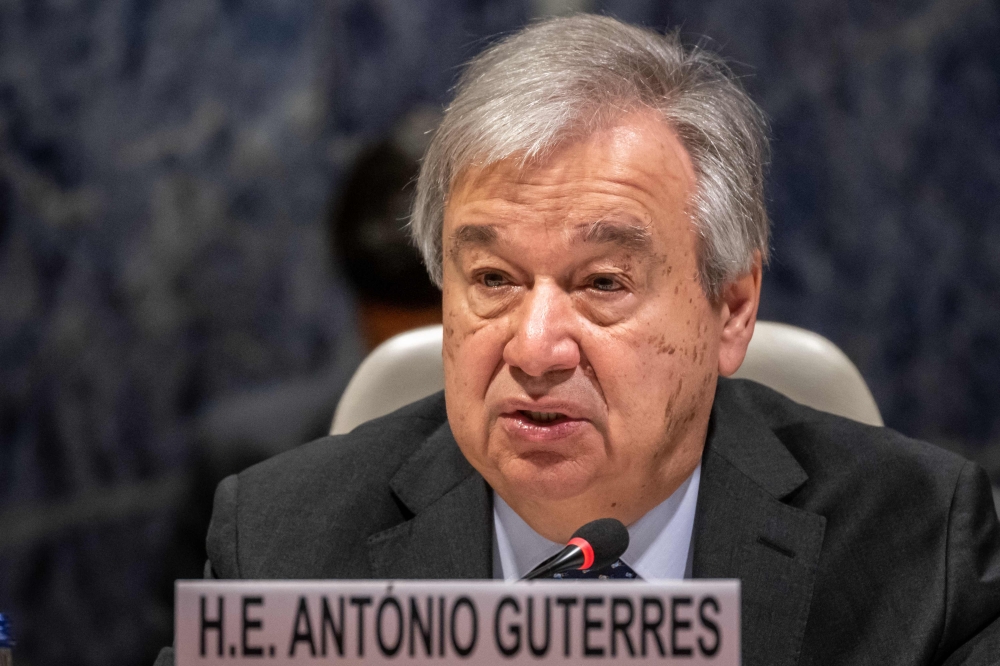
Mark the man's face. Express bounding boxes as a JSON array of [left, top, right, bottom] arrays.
[[441, 111, 727, 539]]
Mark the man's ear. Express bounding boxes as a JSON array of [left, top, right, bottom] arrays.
[[717, 252, 762, 377]]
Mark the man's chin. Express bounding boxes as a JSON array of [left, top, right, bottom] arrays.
[[497, 454, 598, 502]]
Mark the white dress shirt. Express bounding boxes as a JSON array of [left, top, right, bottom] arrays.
[[492, 463, 702, 581]]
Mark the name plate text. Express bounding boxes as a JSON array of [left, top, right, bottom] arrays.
[[175, 580, 740, 664]]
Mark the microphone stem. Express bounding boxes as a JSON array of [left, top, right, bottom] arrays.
[[521, 545, 586, 580]]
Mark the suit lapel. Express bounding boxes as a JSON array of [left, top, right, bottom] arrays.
[[693, 379, 827, 666], [368, 421, 493, 579]]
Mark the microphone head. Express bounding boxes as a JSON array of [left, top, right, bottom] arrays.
[[571, 518, 629, 570]]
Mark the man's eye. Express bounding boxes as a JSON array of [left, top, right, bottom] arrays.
[[590, 276, 622, 292], [481, 272, 507, 288]]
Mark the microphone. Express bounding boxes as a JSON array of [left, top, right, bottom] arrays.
[[521, 518, 629, 580]]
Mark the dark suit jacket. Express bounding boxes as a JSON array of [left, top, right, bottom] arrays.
[[157, 378, 1000, 665]]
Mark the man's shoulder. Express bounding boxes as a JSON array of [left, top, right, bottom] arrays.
[[722, 378, 967, 506], [237, 390, 449, 493], [715, 383, 1000, 664], [206, 392, 450, 579]]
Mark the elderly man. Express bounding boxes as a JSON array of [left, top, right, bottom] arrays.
[[157, 15, 1000, 666]]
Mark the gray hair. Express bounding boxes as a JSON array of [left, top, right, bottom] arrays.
[[410, 14, 770, 298]]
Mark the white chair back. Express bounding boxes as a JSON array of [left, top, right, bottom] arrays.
[[731, 321, 883, 426], [331, 321, 883, 435]]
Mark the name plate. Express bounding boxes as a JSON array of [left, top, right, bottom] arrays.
[[176, 580, 740, 664]]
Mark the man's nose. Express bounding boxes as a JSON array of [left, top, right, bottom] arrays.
[[503, 281, 581, 377]]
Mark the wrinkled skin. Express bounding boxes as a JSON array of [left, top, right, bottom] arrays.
[[441, 110, 761, 542]]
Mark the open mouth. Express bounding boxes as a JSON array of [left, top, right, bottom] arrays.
[[500, 408, 587, 442], [519, 410, 569, 425]]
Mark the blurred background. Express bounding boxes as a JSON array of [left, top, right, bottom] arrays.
[[0, 0, 998, 664]]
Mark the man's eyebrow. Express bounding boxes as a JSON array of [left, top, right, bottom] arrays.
[[449, 224, 499, 255], [577, 218, 654, 251]]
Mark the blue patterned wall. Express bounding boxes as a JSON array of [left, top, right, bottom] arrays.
[[0, 1, 997, 664], [605, 0, 1000, 458]]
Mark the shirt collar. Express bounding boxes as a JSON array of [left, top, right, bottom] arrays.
[[492, 463, 702, 581]]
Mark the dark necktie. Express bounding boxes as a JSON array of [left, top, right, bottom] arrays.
[[551, 559, 642, 580]]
